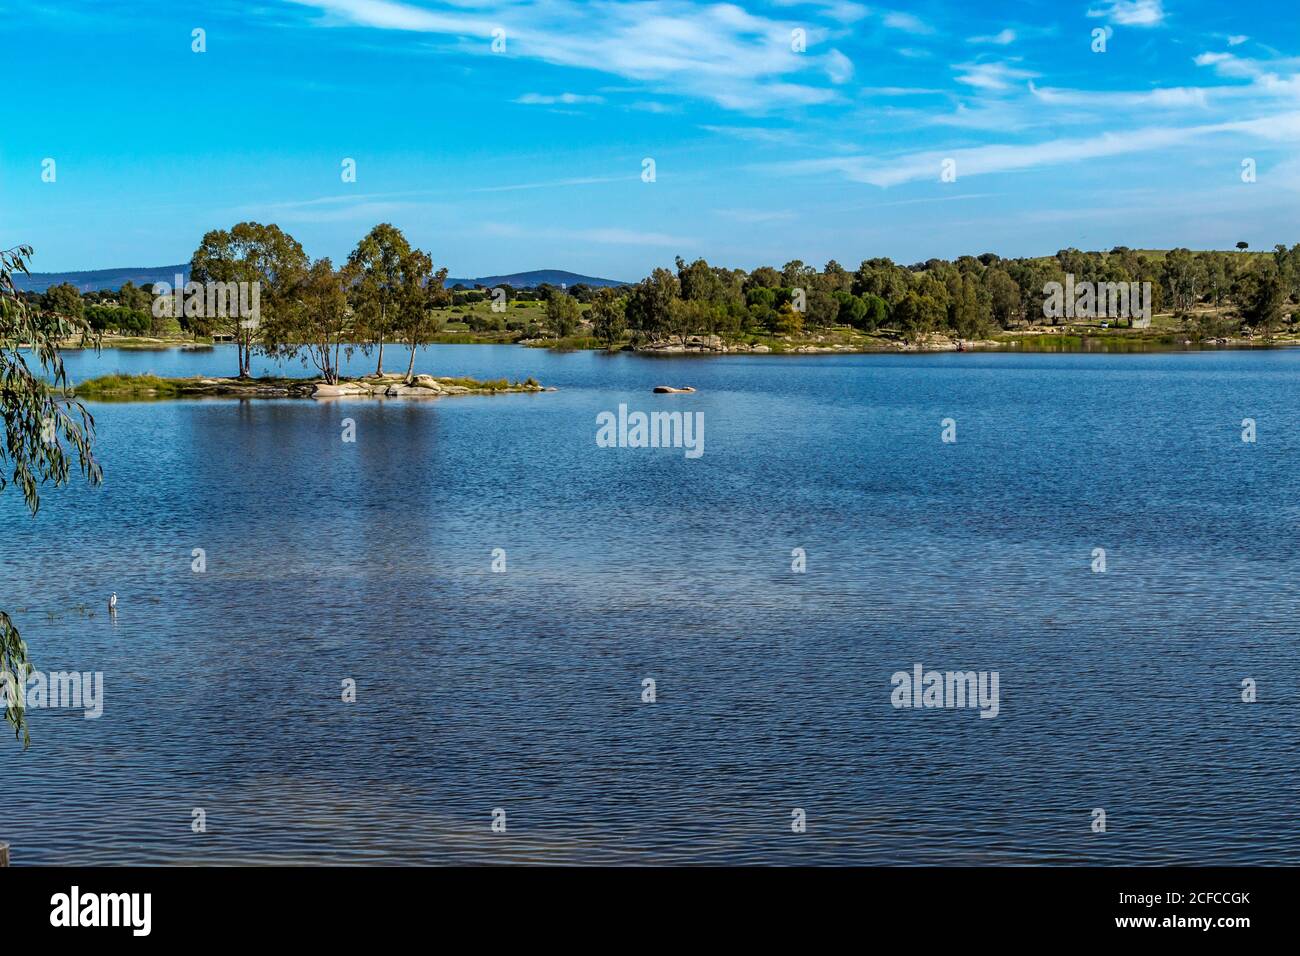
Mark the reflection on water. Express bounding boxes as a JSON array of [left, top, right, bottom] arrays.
[[2, 345, 1299, 864]]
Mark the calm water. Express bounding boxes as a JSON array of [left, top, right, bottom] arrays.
[[2, 344, 1298, 865]]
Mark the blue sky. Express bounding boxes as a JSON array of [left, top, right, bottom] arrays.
[[3, 0, 1298, 279]]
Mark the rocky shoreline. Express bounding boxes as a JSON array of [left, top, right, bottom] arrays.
[[628, 334, 999, 354], [621, 331, 1300, 354], [72, 372, 554, 400]]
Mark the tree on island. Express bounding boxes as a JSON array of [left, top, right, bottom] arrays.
[[347, 223, 411, 376], [270, 258, 353, 385], [394, 250, 449, 383], [190, 222, 308, 378], [1, 244, 101, 747]]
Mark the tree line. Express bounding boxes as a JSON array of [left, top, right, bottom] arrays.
[[590, 246, 1300, 348], [28, 232, 1300, 371]]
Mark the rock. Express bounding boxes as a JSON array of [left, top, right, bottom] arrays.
[[653, 385, 696, 394], [412, 374, 442, 390], [313, 382, 364, 397]]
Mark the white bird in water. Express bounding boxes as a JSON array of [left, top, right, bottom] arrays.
[[108, 593, 118, 612]]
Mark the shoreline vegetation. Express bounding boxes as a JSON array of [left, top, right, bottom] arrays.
[[57, 320, 1300, 356], [70, 372, 551, 401], [24, 227, 1300, 361]]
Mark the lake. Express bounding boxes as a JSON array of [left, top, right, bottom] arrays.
[[2, 344, 1297, 864]]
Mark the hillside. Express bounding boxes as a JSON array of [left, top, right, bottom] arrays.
[[15, 265, 626, 294]]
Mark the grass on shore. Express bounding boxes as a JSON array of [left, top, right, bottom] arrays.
[[71, 373, 186, 398]]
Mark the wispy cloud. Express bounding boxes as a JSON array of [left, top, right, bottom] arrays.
[[763, 111, 1300, 187], [969, 29, 1016, 46], [953, 60, 1038, 91], [482, 222, 694, 246], [770, 0, 870, 23], [883, 11, 935, 35], [514, 92, 603, 105], [285, 0, 852, 111], [714, 207, 798, 223], [1086, 0, 1165, 28], [1028, 81, 1211, 109], [467, 175, 631, 193]]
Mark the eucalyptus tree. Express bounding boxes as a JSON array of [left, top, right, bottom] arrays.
[[284, 258, 353, 385], [545, 290, 581, 339], [393, 250, 448, 383], [1, 244, 101, 747], [1161, 248, 1203, 314], [190, 222, 308, 378], [589, 288, 627, 348], [624, 268, 679, 343], [1238, 260, 1286, 337], [346, 223, 411, 376]]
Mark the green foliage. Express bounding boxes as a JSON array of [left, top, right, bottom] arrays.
[[86, 304, 150, 334], [345, 223, 411, 375], [589, 287, 627, 348], [116, 280, 151, 314], [40, 282, 84, 323], [544, 290, 581, 339], [1236, 260, 1287, 336], [70, 373, 185, 399], [190, 221, 309, 376], [1, 244, 103, 747], [625, 268, 679, 341]]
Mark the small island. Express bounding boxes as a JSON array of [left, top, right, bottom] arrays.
[[71, 372, 551, 400]]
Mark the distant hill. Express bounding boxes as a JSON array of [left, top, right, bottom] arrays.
[[14, 265, 190, 294], [444, 269, 627, 289], [13, 264, 624, 294]]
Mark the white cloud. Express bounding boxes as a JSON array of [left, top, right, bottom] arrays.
[[953, 61, 1038, 91], [700, 124, 806, 145], [482, 222, 694, 247], [1192, 50, 1300, 79], [969, 29, 1016, 45], [1086, 0, 1165, 27], [285, 0, 849, 111], [825, 49, 854, 84], [514, 92, 603, 105], [1228, 35, 1249, 47], [468, 175, 629, 193], [714, 208, 797, 223], [628, 100, 678, 114], [883, 11, 935, 35], [770, 0, 870, 23], [1028, 81, 1212, 109], [764, 111, 1300, 187]]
